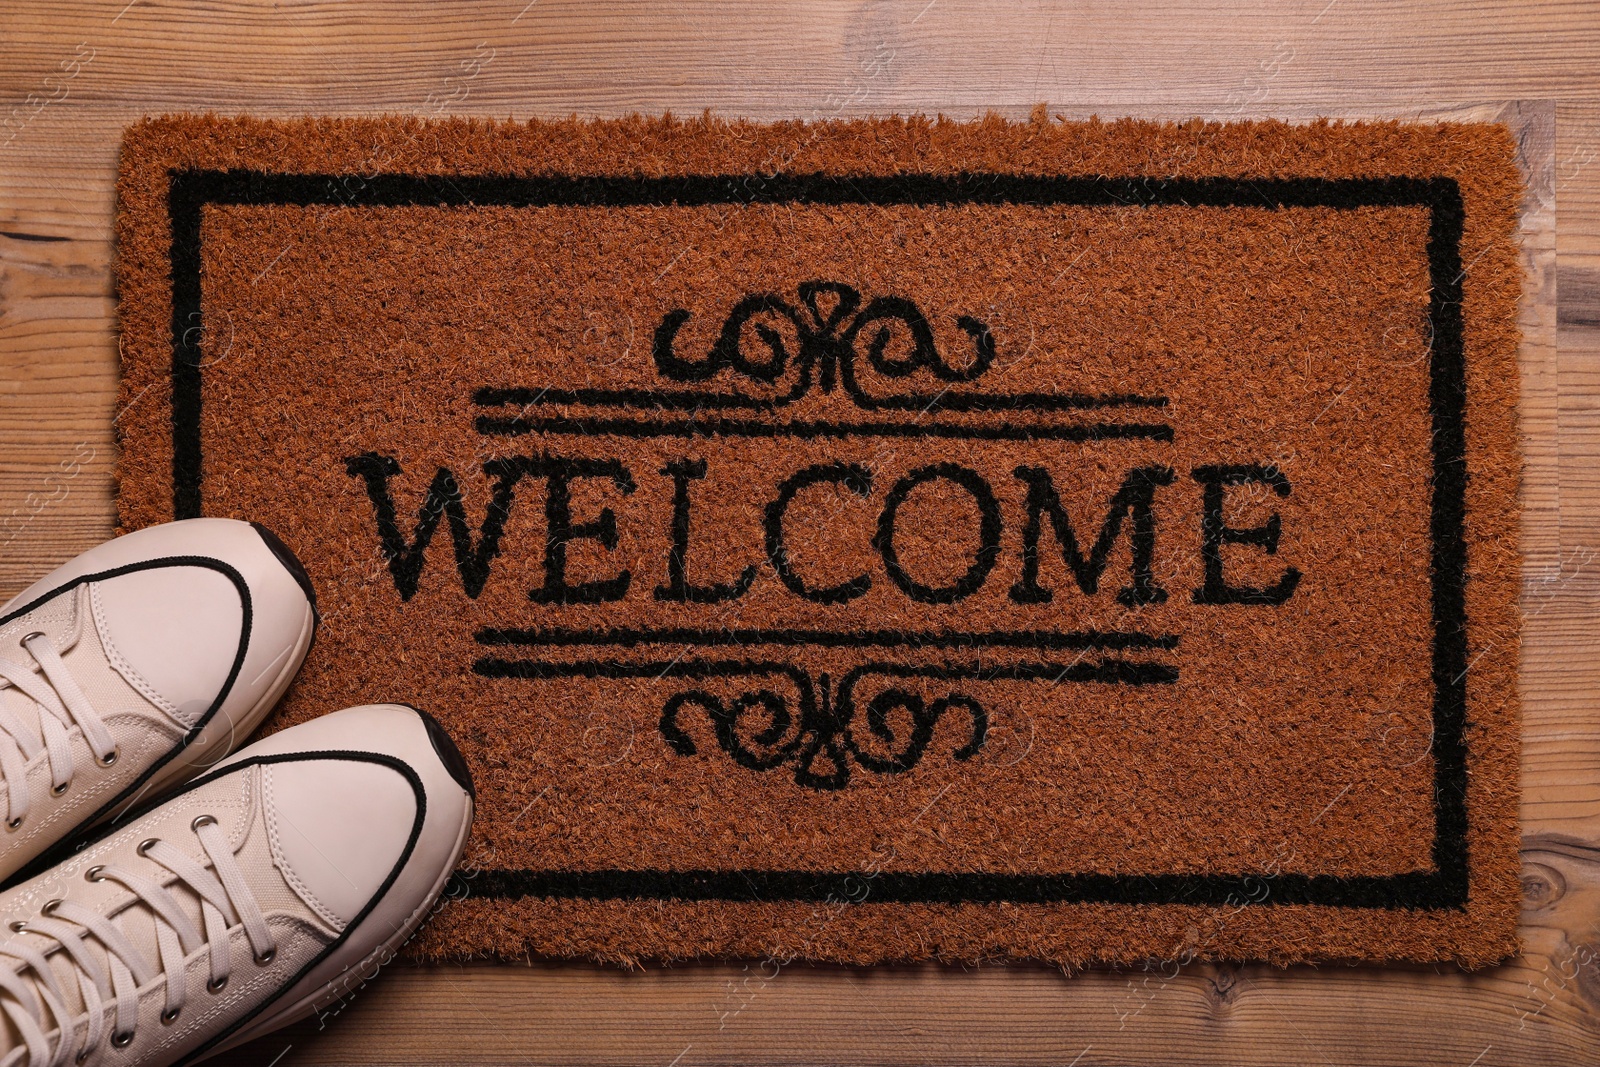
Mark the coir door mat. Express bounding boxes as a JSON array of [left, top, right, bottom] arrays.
[[114, 114, 1523, 968]]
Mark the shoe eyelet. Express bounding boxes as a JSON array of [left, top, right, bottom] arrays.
[[9, 920, 25, 932], [5, 816, 21, 832], [75, 1048, 90, 1064], [51, 781, 69, 797], [254, 947, 276, 966], [191, 815, 217, 832], [85, 866, 105, 883], [160, 1006, 180, 1025], [137, 838, 158, 857], [19, 632, 45, 646], [110, 1030, 134, 1048], [99, 748, 119, 767], [41, 899, 60, 917], [206, 975, 227, 994]]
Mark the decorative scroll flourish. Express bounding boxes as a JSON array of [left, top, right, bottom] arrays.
[[658, 665, 988, 790], [652, 280, 999, 411]]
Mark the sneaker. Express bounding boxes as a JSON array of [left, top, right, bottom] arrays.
[[0, 520, 319, 883], [0, 703, 475, 1066]]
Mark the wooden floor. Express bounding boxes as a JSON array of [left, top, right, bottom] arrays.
[[2, 2, 1599, 1064]]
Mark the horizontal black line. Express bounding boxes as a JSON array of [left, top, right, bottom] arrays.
[[472, 386, 1171, 412], [473, 657, 1179, 686], [476, 415, 1173, 443], [455, 868, 1458, 909], [172, 171, 1455, 212], [474, 627, 1179, 652]]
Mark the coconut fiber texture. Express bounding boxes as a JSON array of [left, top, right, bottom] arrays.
[[114, 114, 1524, 968]]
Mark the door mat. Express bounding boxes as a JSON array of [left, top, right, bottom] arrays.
[[113, 113, 1524, 968]]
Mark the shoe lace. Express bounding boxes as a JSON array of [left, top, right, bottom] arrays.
[[0, 632, 119, 829], [0, 816, 277, 1065]]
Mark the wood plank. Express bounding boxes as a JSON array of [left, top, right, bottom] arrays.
[[0, 3, 1595, 1063], [4, 1, 1600, 109]]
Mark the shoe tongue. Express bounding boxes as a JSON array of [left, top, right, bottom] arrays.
[[0, 587, 90, 744], [16, 865, 214, 1036], [0, 881, 209, 1059], [2, 775, 331, 1050], [0, 685, 46, 751]]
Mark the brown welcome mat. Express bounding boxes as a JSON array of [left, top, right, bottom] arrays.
[[114, 114, 1523, 968]]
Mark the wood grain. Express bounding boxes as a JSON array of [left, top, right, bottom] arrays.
[[1, 3, 1597, 1064]]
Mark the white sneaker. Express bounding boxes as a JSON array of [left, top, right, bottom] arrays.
[[0, 703, 475, 1066], [0, 520, 318, 883]]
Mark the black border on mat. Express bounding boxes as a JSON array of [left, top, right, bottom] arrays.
[[163, 170, 1470, 910]]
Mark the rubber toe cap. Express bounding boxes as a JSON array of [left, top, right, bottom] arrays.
[[263, 757, 420, 928]]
